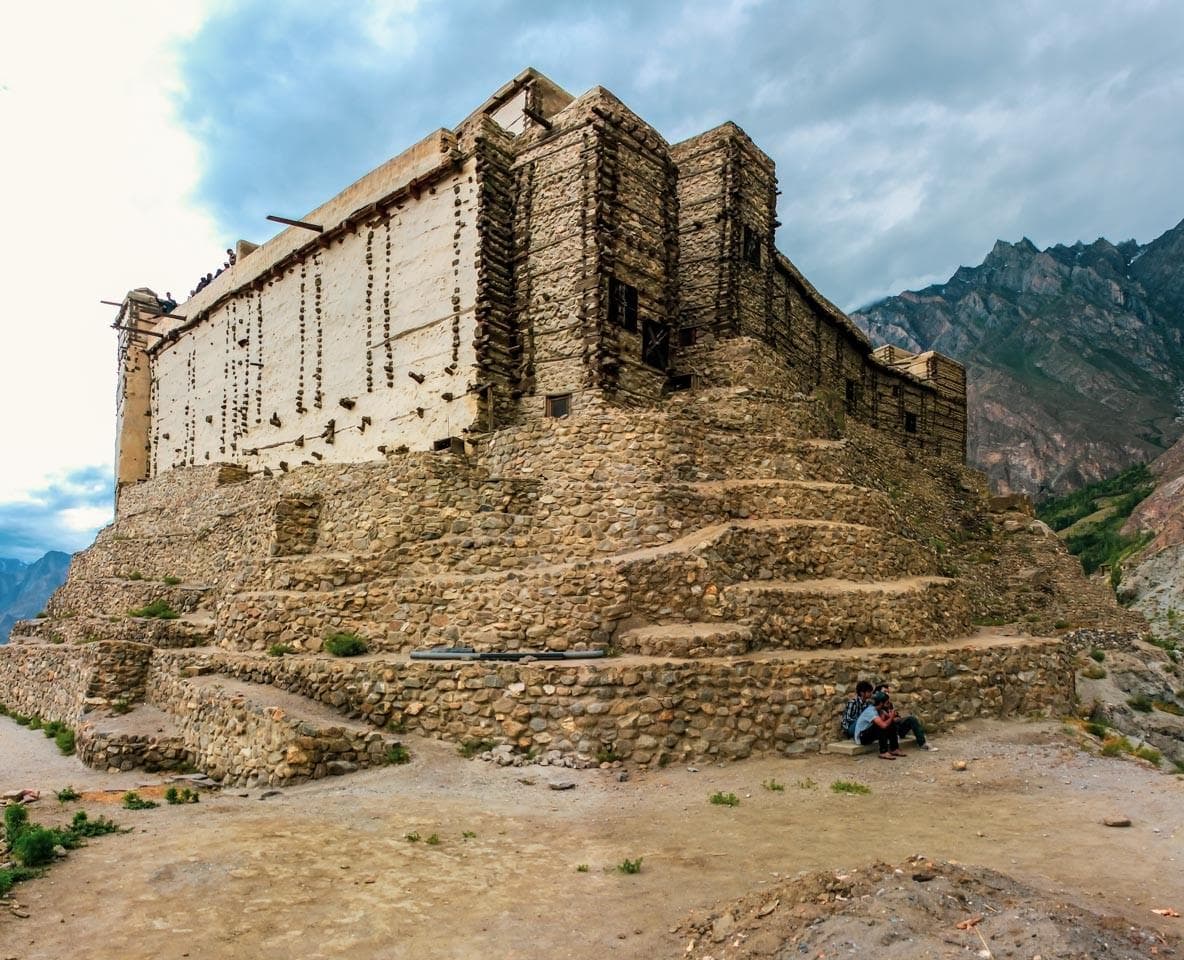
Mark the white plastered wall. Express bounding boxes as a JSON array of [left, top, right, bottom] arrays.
[[150, 157, 480, 475]]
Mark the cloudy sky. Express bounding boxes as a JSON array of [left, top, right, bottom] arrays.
[[1, 0, 1181, 561]]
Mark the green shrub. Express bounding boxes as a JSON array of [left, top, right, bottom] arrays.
[[830, 780, 871, 795], [67, 811, 122, 838], [111, 699, 131, 715], [122, 791, 158, 810], [54, 727, 76, 755], [12, 826, 57, 867], [709, 791, 739, 807], [165, 787, 200, 805], [4, 803, 30, 842], [1089, 649, 1106, 663], [616, 857, 643, 875], [1127, 694, 1154, 713], [405, 831, 421, 842], [56, 786, 80, 803], [462, 831, 476, 840], [161, 575, 182, 586], [761, 778, 785, 792], [1084, 721, 1108, 739], [42, 719, 64, 738], [28, 715, 42, 730], [128, 571, 144, 581], [0, 866, 38, 897], [1081, 665, 1107, 680], [425, 833, 440, 845], [595, 747, 621, 763], [575, 863, 589, 873], [385, 744, 411, 765], [267, 643, 295, 657], [323, 632, 366, 657], [127, 599, 180, 620]]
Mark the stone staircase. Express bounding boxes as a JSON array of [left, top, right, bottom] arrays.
[[0, 384, 1077, 779]]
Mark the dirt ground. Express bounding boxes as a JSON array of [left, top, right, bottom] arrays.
[[1, 718, 1181, 960]]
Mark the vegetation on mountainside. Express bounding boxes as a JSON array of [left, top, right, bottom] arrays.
[[1036, 463, 1156, 581]]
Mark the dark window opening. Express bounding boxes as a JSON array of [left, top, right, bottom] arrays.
[[433, 437, 454, 451], [742, 225, 762, 268], [642, 318, 670, 371], [904, 412, 918, 434], [890, 384, 901, 397], [678, 326, 699, 347], [845, 378, 858, 411], [668, 373, 699, 392], [608, 277, 638, 333], [545, 394, 571, 418]]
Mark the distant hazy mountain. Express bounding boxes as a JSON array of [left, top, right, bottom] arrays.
[[0, 551, 71, 642], [853, 218, 1184, 497]]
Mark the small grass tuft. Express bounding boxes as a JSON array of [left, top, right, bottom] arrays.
[[127, 571, 144, 581], [1100, 735, 1134, 757], [165, 786, 200, 804], [323, 632, 367, 657], [267, 643, 295, 657], [1153, 699, 1184, 716], [576, 863, 589, 873], [405, 831, 421, 843], [385, 744, 411, 765], [1127, 694, 1154, 713], [709, 791, 740, 807], [54, 727, 76, 755], [121, 791, 158, 810], [56, 786, 80, 803], [1081, 665, 1107, 680], [830, 780, 871, 796], [595, 747, 622, 764], [1089, 649, 1106, 662], [616, 857, 643, 875], [796, 777, 818, 790], [1135, 745, 1162, 766], [425, 833, 440, 845], [761, 778, 785, 792], [457, 738, 495, 759], [161, 575, 182, 586], [111, 699, 132, 715], [127, 599, 180, 620], [462, 831, 476, 840]]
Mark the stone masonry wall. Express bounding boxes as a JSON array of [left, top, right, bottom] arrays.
[[149, 638, 1073, 765]]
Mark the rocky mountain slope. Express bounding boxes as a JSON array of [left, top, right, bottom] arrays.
[[1119, 433, 1184, 627], [853, 218, 1184, 496], [0, 551, 71, 642]]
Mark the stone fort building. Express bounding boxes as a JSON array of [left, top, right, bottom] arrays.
[[1, 71, 1081, 783]]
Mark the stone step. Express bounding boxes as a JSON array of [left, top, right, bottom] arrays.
[[76, 704, 191, 773], [148, 672, 398, 787], [215, 519, 937, 655], [16, 612, 216, 648], [615, 621, 753, 658], [670, 437, 851, 484], [676, 478, 894, 528], [716, 576, 971, 651], [49, 578, 214, 620], [145, 630, 1071, 769]]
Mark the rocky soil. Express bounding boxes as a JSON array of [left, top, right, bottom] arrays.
[[2, 716, 1181, 960]]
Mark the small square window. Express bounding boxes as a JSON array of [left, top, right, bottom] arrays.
[[904, 412, 918, 434], [546, 394, 571, 418], [608, 277, 638, 333], [742, 225, 762, 268], [678, 326, 699, 347]]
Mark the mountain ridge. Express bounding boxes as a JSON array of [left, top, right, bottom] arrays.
[[0, 550, 72, 642], [853, 218, 1184, 496]]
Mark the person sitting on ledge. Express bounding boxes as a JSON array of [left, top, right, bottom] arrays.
[[854, 691, 903, 759], [875, 682, 932, 750], [160, 292, 177, 314], [840, 680, 873, 739]]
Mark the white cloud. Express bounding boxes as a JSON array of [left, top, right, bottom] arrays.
[[0, 2, 221, 509]]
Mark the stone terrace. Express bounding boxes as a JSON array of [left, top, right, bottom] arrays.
[[1, 339, 1075, 784]]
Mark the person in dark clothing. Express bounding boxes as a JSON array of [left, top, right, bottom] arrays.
[[874, 683, 932, 750], [854, 691, 902, 759], [160, 292, 177, 314]]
